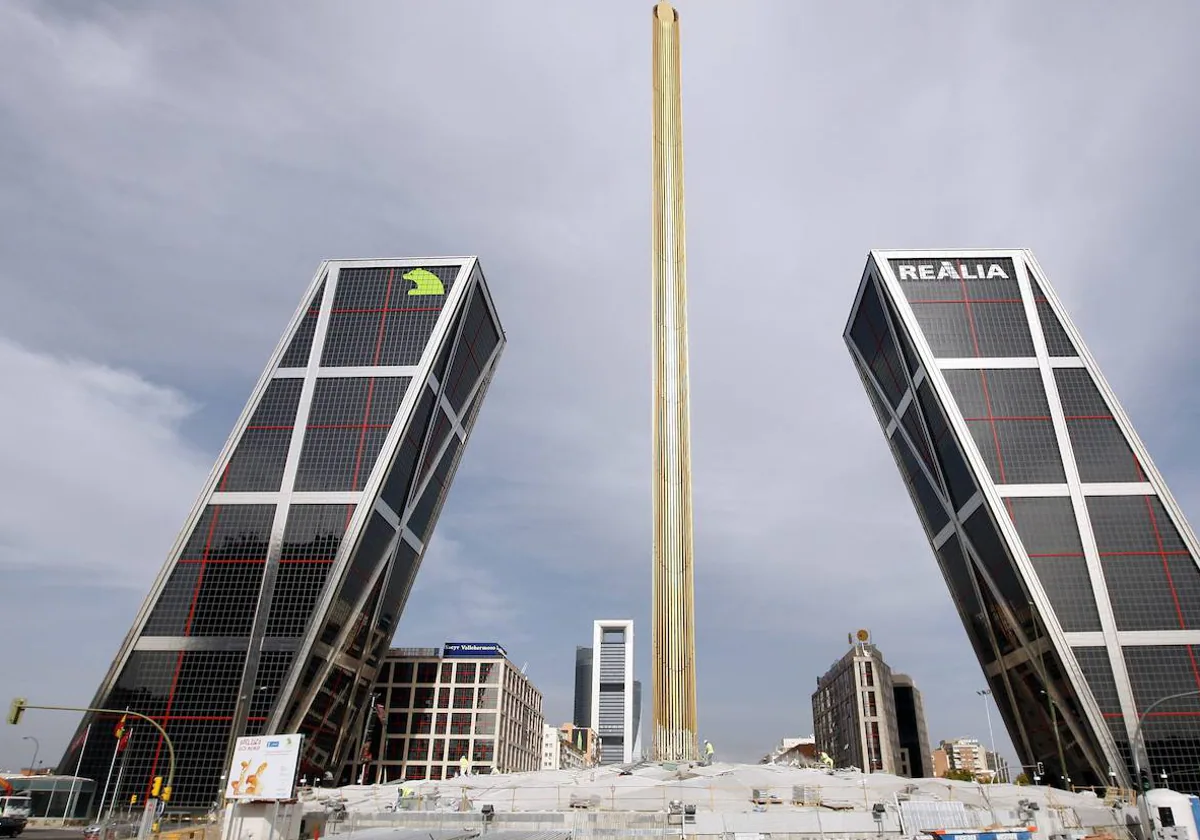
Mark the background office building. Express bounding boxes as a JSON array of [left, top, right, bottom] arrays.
[[540, 724, 589, 771], [58, 259, 506, 808], [357, 643, 544, 782], [574, 628, 642, 761], [811, 632, 903, 774], [933, 738, 993, 782], [573, 646, 592, 728], [845, 249, 1200, 793], [558, 722, 601, 767], [574, 652, 642, 750], [892, 674, 932, 778], [590, 620, 637, 764]]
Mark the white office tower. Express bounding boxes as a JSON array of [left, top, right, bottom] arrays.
[[591, 620, 635, 764]]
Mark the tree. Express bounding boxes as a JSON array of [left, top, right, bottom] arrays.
[[1014, 773, 1031, 786], [942, 769, 976, 782]]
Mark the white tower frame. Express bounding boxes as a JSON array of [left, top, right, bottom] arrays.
[[591, 619, 635, 765]]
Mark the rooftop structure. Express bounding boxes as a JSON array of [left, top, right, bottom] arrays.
[[760, 736, 817, 766], [299, 763, 1134, 838]]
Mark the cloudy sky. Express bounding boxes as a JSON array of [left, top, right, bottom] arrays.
[[2, 0, 1199, 773]]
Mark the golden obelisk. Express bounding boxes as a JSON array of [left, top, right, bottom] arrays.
[[650, 0, 698, 763]]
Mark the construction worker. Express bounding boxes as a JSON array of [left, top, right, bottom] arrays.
[[459, 754, 470, 778], [704, 740, 715, 766]]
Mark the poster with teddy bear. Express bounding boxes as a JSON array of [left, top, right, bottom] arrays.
[[224, 734, 304, 801]]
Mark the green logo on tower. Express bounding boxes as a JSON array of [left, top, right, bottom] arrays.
[[404, 268, 445, 296]]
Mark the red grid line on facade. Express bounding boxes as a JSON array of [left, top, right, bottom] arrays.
[[861, 291, 906, 408], [389, 394, 439, 518], [247, 423, 392, 432], [447, 301, 488, 402], [978, 370, 1007, 482], [1142, 498, 1200, 688], [117, 715, 269, 723], [957, 266, 984, 357], [330, 307, 441, 315], [307, 719, 343, 736], [305, 664, 354, 755], [1132, 451, 1147, 481], [963, 415, 1114, 422], [1029, 550, 1193, 558], [344, 269, 396, 524], [303, 601, 380, 756], [911, 298, 1024, 305], [954, 267, 1006, 482], [1104, 711, 1200, 718], [175, 558, 266, 565], [148, 503, 224, 784]]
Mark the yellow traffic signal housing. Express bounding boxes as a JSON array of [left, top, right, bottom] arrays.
[[150, 777, 162, 798], [6, 698, 26, 726], [161, 786, 172, 803]]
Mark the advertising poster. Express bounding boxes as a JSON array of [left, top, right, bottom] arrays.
[[224, 734, 303, 801]]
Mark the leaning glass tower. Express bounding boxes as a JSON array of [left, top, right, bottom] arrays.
[[59, 258, 504, 808], [845, 250, 1200, 793]]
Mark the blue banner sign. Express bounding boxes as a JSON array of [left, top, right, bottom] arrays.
[[443, 642, 507, 658]]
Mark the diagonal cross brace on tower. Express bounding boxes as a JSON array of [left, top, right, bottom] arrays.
[[650, 0, 699, 763]]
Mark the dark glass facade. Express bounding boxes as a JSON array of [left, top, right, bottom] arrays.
[[573, 647, 593, 728], [846, 251, 1200, 794], [892, 674, 932, 778], [58, 260, 505, 809]]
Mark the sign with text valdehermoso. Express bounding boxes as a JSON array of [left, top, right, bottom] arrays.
[[224, 734, 303, 801], [443, 642, 507, 658]]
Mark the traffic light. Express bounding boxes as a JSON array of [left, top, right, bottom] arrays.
[[1140, 769, 1153, 792], [150, 777, 162, 798], [161, 786, 171, 803], [6, 698, 26, 726]]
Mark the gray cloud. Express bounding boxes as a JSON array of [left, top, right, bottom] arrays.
[[2, 0, 1199, 770]]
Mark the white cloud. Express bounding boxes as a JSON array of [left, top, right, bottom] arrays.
[[398, 532, 525, 647], [0, 336, 209, 586]]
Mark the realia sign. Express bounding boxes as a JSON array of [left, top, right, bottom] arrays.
[[443, 642, 507, 658], [890, 257, 1015, 282]]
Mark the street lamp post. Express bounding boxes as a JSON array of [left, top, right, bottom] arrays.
[[22, 736, 39, 774], [977, 690, 997, 781]]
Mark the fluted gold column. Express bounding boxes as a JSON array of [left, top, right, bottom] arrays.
[[650, 0, 698, 763]]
